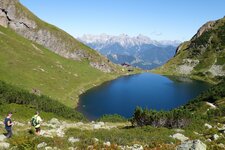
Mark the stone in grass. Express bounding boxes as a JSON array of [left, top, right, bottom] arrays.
[[204, 123, 212, 129], [211, 134, 219, 141], [0, 142, 10, 150], [0, 135, 6, 142], [68, 137, 80, 143], [103, 141, 111, 147], [49, 118, 61, 125], [132, 144, 144, 150], [176, 140, 206, 150], [93, 138, 99, 142], [171, 133, 189, 142], [37, 142, 47, 149]]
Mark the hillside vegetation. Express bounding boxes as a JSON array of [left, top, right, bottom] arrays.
[[0, 26, 119, 107]]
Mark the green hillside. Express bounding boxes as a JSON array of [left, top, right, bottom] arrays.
[[0, 26, 119, 107], [153, 17, 225, 83], [0, 0, 125, 77]]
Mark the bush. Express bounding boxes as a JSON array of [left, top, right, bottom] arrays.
[[130, 107, 192, 128], [97, 114, 127, 122]]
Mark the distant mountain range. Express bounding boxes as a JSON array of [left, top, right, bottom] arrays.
[[78, 34, 181, 69]]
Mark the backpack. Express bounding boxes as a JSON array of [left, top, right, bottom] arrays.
[[31, 116, 38, 126]]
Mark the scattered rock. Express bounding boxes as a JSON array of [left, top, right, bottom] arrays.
[[0, 142, 10, 150], [45, 146, 57, 150], [174, 129, 185, 133], [68, 137, 80, 143], [217, 124, 225, 132], [93, 138, 99, 143], [205, 102, 217, 109], [204, 123, 212, 129], [176, 140, 206, 150], [0, 135, 6, 142], [68, 147, 77, 150], [206, 139, 211, 142], [93, 124, 101, 129], [75, 122, 83, 126], [218, 143, 225, 149], [103, 141, 111, 147], [211, 134, 219, 140], [97, 122, 105, 126], [193, 132, 200, 135], [132, 144, 144, 150], [37, 142, 47, 149], [90, 62, 112, 73], [171, 133, 189, 142], [49, 118, 60, 125], [14, 121, 25, 127]]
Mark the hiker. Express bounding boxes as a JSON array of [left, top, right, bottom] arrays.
[[31, 111, 42, 135], [4, 112, 13, 138]]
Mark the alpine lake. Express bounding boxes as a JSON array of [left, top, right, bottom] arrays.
[[77, 73, 211, 120]]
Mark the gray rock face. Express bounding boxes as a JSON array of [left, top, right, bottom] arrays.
[[90, 62, 113, 73], [176, 140, 206, 150], [192, 21, 215, 40], [0, 9, 8, 27], [0, 0, 114, 73]]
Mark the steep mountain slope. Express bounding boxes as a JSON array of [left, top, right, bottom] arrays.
[[154, 17, 225, 82], [0, 0, 117, 73], [78, 34, 180, 70], [0, 26, 119, 108]]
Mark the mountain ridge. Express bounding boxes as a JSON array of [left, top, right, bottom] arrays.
[[78, 34, 181, 48], [154, 16, 225, 83], [78, 34, 180, 70], [0, 0, 118, 73]]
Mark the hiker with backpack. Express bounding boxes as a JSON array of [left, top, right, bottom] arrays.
[[31, 111, 42, 135], [4, 112, 14, 138]]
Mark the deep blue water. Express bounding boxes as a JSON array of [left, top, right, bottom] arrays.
[[77, 73, 211, 120]]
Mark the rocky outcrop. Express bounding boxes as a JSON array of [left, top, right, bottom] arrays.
[[90, 62, 113, 73], [155, 17, 225, 80], [177, 59, 199, 75], [0, 0, 115, 72], [192, 21, 215, 40]]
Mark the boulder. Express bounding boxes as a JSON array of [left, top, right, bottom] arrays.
[[0, 135, 6, 142], [37, 142, 47, 149], [211, 134, 219, 140], [176, 140, 206, 150], [97, 122, 105, 126], [0, 142, 10, 149], [49, 118, 60, 125], [132, 144, 144, 150], [218, 143, 225, 149], [93, 138, 99, 142], [68, 137, 80, 143], [103, 141, 111, 147], [171, 133, 189, 142], [204, 123, 212, 129], [68, 147, 76, 150], [93, 124, 101, 129]]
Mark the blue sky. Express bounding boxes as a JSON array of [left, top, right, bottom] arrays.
[[20, 0, 225, 41]]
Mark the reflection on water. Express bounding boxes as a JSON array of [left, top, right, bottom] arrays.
[[77, 73, 211, 120]]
